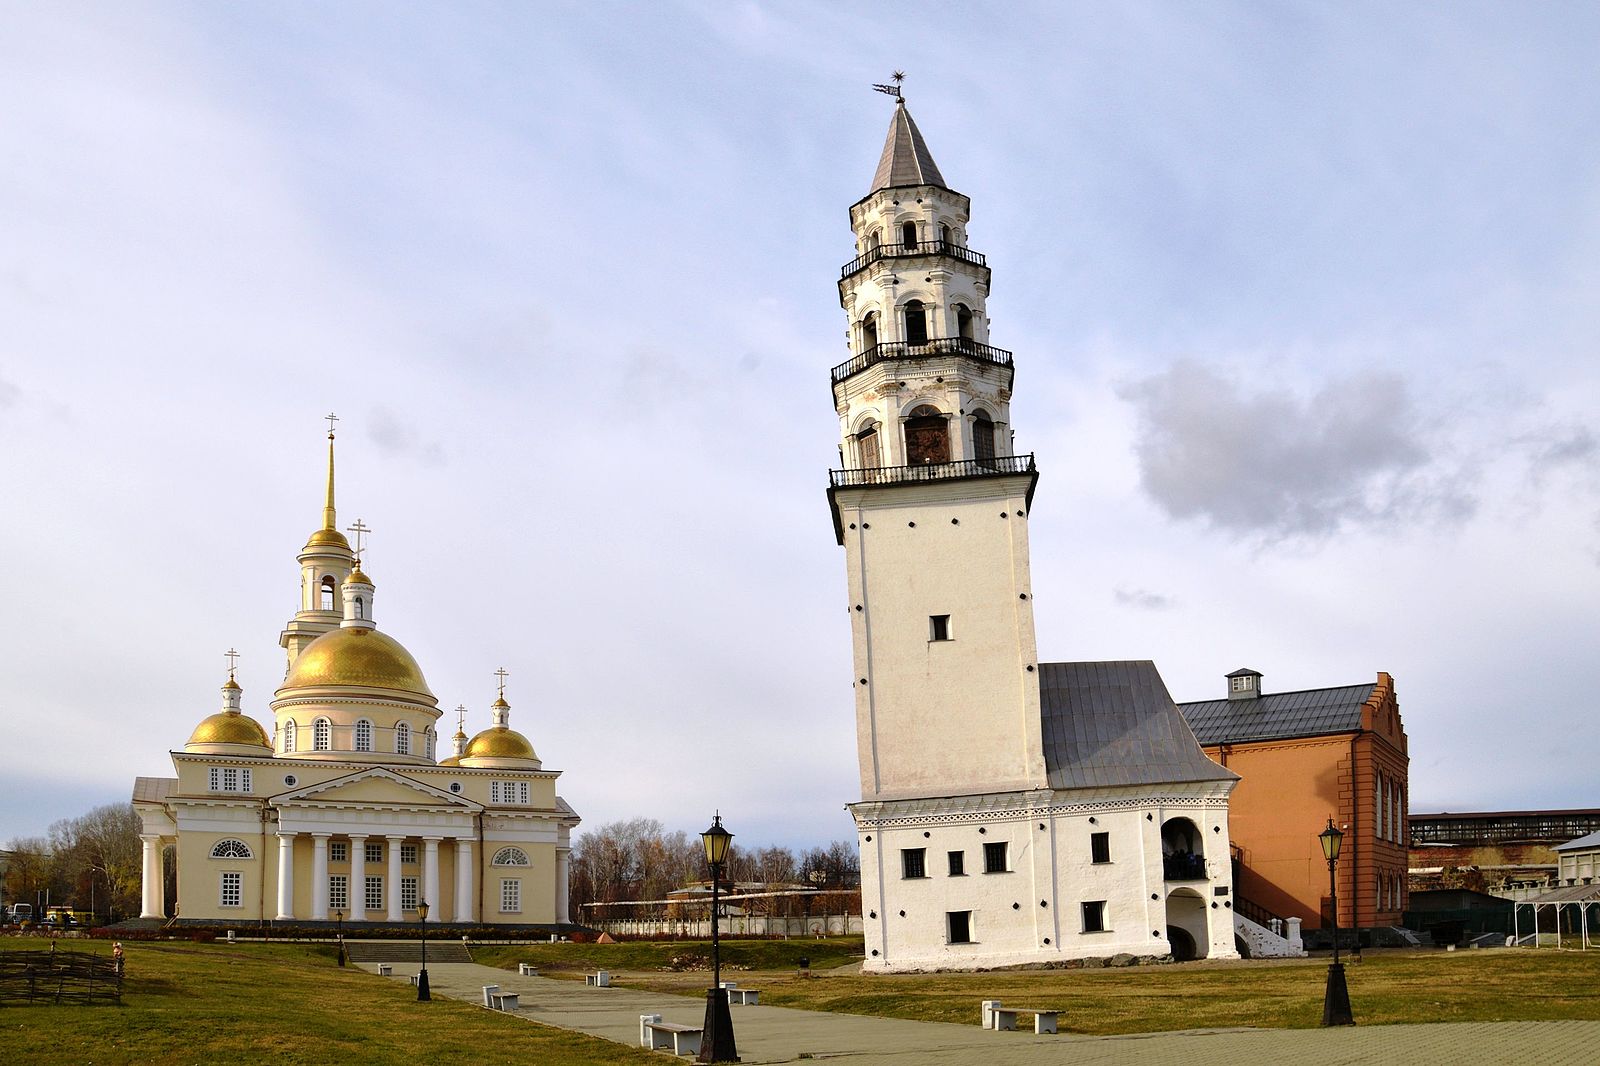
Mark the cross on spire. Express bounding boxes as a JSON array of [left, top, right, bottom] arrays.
[[325, 411, 339, 439], [347, 518, 370, 558], [455, 704, 468, 734], [224, 647, 240, 679], [494, 667, 509, 699]]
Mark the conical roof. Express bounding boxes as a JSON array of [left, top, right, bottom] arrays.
[[869, 102, 947, 193]]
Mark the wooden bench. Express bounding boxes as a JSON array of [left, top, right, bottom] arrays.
[[638, 1014, 703, 1056], [377, 964, 392, 977], [518, 963, 540, 977], [991, 1006, 1061, 1034], [585, 970, 611, 987], [719, 981, 759, 1005]]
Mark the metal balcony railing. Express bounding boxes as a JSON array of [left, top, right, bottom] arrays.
[[830, 336, 1013, 386], [1163, 851, 1208, 882], [840, 239, 987, 280], [829, 453, 1035, 489]]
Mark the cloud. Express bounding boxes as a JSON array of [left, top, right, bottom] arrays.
[[1114, 584, 1175, 611], [1119, 361, 1476, 542], [367, 406, 445, 465]]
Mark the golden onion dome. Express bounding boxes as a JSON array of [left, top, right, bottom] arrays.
[[222, 677, 242, 691], [305, 527, 352, 550], [463, 726, 537, 761], [491, 696, 510, 710], [280, 627, 434, 699], [345, 566, 372, 586], [437, 755, 462, 767], [188, 711, 272, 749]]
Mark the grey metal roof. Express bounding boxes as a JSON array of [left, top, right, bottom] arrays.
[[132, 776, 176, 804], [870, 102, 947, 193], [1178, 683, 1376, 746], [1039, 661, 1237, 789], [1554, 830, 1600, 852]]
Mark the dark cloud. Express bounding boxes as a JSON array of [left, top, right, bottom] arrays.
[[368, 406, 445, 465], [1114, 584, 1175, 611], [1119, 361, 1476, 542]]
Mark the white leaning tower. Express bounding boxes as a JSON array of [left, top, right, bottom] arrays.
[[829, 89, 1241, 972]]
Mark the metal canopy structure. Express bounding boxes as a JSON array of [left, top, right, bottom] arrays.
[[1513, 883, 1600, 950]]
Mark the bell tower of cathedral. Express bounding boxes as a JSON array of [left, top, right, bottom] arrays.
[[830, 91, 1047, 802], [280, 416, 355, 668]]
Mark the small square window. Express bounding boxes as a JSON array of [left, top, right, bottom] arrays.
[[329, 842, 348, 864], [947, 910, 972, 944], [401, 844, 418, 865], [929, 615, 951, 641], [1082, 900, 1107, 933], [983, 841, 1008, 874], [902, 848, 927, 879], [1091, 832, 1110, 864], [365, 842, 383, 864], [947, 851, 965, 876]]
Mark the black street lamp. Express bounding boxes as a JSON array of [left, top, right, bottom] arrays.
[[1319, 819, 1354, 1026], [697, 814, 737, 1064], [335, 908, 346, 967], [416, 899, 431, 1001]]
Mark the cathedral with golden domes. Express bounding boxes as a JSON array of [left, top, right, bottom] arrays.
[[132, 424, 579, 927]]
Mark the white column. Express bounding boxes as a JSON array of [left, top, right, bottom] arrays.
[[556, 847, 571, 924], [348, 834, 367, 921], [276, 833, 296, 920], [422, 837, 441, 915], [311, 833, 330, 921], [140, 834, 164, 919], [387, 837, 403, 922], [454, 839, 474, 924]]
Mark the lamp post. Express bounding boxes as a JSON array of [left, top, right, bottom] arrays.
[[335, 908, 346, 967], [697, 814, 737, 1064], [1319, 819, 1354, 1026], [416, 899, 431, 1001]]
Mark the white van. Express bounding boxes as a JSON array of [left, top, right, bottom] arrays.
[[5, 903, 33, 922]]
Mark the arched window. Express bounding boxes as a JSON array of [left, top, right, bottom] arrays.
[[939, 222, 953, 247], [283, 719, 297, 754], [867, 228, 882, 252], [903, 300, 928, 345], [904, 405, 948, 465], [320, 576, 336, 612], [955, 303, 974, 342], [354, 596, 365, 620], [856, 422, 881, 469], [900, 220, 917, 248], [395, 721, 410, 756], [426, 728, 435, 761], [860, 311, 879, 352], [1160, 817, 1205, 880], [493, 847, 531, 867], [971, 409, 996, 464], [210, 839, 253, 859], [314, 717, 331, 752], [354, 719, 373, 752]]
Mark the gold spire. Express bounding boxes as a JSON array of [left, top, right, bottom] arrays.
[[322, 412, 339, 532]]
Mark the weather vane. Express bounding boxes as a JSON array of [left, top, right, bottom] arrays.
[[494, 667, 509, 699], [871, 71, 905, 101], [325, 411, 339, 439], [347, 518, 371, 559], [225, 648, 240, 680]]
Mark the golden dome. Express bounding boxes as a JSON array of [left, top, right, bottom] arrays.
[[188, 711, 271, 749], [281, 627, 434, 699], [437, 755, 461, 766], [305, 527, 351, 550], [463, 726, 537, 761], [345, 566, 371, 586], [222, 678, 242, 691]]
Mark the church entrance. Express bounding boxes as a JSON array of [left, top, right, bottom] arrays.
[[1165, 888, 1210, 960]]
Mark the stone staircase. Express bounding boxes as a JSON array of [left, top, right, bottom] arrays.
[[344, 940, 474, 964], [1234, 912, 1306, 958]]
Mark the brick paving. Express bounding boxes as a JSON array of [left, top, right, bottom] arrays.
[[364, 961, 1600, 1065]]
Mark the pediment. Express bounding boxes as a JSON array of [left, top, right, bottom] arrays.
[[272, 767, 481, 810]]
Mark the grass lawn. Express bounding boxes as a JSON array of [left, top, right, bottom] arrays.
[[511, 941, 1600, 1036], [0, 937, 659, 1065]]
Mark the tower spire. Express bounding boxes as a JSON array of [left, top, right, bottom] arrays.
[[322, 412, 339, 533]]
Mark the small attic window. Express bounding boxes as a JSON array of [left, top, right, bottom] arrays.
[[1227, 671, 1262, 700], [1229, 676, 1252, 693]]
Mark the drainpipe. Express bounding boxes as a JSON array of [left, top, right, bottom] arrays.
[[260, 800, 271, 928], [476, 811, 485, 927]]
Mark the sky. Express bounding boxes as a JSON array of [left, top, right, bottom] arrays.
[[3, 2, 1598, 853]]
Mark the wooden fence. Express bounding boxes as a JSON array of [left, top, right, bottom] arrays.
[[0, 949, 123, 1005]]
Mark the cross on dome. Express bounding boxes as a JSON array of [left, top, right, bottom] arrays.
[[224, 647, 240, 680], [347, 518, 371, 559], [325, 411, 339, 439], [494, 667, 510, 699]]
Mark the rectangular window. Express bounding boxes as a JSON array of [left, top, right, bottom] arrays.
[[1091, 832, 1110, 864], [983, 841, 1009, 873], [240, 768, 252, 792], [517, 781, 529, 804], [947, 910, 972, 944], [947, 851, 965, 876], [901, 848, 927, 879], [501, 879, 521, 913], [1082, 900, 1107, 933], [220, 871, 242, 907], [209, 767, 219, 791], [493, 781, 529, 804], [222, 767, 238, 791], [401, 844, 418, 865], [329, 842, 348, 863], [328, 875, 348, 911], [365, 876, 383, 910], [401, 876, 419, 911], [929, 615, 951, 641], [365, 842, 383, 864], [491, 781, 501, 803]]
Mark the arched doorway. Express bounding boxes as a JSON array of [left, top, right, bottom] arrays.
[[903, 300, 928, 345], [1161, 817, 1205, 881], [904, 405, 949, 465], [1166, 889, 1209, 960]]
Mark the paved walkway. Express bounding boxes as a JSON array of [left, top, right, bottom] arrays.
[[360, 961, 1600, 1065]]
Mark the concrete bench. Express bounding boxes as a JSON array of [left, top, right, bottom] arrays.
[[518, 963, 540, 976], [991, 1006, 1061, 1034], [639, 1014, 703, 1056], [719, 982, 759, 1005], [482, 984, 501, 1006], [489, 992, 519, 1011], [408, 974, 420, 987], [377, 964, 392, 977], [585, 970, 611, 987]]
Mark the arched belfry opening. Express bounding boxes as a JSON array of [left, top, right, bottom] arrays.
[[861, 311, 879, 352], [955, 303, 974, 342], [856, 421, 882, 469], [940, 222, 953, 247], [903, 300, 928, 345], [320, 575, 336, 612], [971, 408, 996, 464], [905, 405, 949, 465], [900, 220, 917, 248]]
